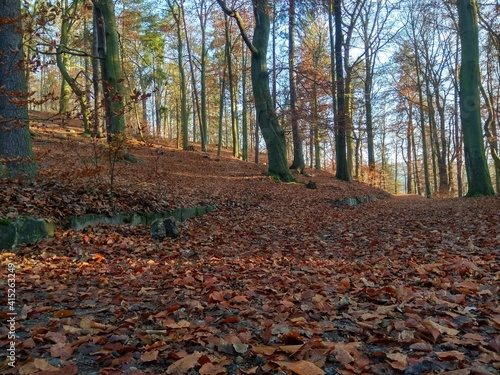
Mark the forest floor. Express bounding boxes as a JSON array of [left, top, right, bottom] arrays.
[[0, 113, 499, 375]]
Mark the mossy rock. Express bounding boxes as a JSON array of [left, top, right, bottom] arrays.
[[0, 221, 17, 250], [15, 217, 55, 246]]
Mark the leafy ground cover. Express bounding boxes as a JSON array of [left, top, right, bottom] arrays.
[[0, 115, 499, 374]]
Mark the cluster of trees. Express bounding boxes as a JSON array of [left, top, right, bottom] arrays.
[[0, 0, 498, 196]]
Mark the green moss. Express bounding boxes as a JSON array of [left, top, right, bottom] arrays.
[[0, 218, 12, 225]]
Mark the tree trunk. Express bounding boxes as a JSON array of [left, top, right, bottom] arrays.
[[198, 0, 208, 151], [56, 0, 92, 133], [217, 0, 293, 181], [224, 15, 239, 158], [457, 0, 494, 196], [250, 0, 292, 180], [169, 2, 189, 150], [334, 0, 351, 182], [92, 7, 104, 138], [242, 48, 249, 161], [288, 0, 304, 172], [92, 0, 126, 142], [406, 102, 413, 194], [0, 0, 36, 180], [415, 52, 432, 197]]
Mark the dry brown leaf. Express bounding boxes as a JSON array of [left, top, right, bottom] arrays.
[[252, 345, 277, 356], [409, 341, 433, 352], [199, 362, 226, 375], [166, 351, 203, 374], [436, 350, 466, 361], [289, 360, 325, 375], [141, 350, 159, 362], [333, 345, 354, 365]]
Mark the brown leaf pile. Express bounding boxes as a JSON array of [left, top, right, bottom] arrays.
[[0, 116, 498, 374]]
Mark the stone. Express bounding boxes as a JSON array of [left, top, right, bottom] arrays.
[[0, 217, 55, 250], [15, 217, 55, 245], [0, 220, 17, 250], [305, 180, 317, 189], [150, 217, 180, 240]]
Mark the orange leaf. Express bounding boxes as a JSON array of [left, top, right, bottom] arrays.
[[53, 309, 75, 318], [252, 345, 277, 356]]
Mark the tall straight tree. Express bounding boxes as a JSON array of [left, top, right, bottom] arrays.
[[0, 0, 36, 179], [333, 0, 351, 181], [217, 0, 294, 182], [456, 0, 494, 196], [168, 0, 189, 150], [288, 0, 305, 172], [92, 0, 126, 142]]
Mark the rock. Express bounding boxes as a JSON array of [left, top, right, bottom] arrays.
[[305, 180, 317, 189], [15, 217, 55, 245], [0, 220, 17, 250], [150, 217, 180, 240], [0, 217, 55, 250]]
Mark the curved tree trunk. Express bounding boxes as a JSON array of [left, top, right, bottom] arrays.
[[217, 0, 293, 182], [0, 0, 36, 180], [56, 0, 92, 133]]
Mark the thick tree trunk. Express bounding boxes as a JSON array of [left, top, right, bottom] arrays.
[[334, 0, 351, 182], [0, 0, 36, 180], [217, 0, 293, 181], [92, 0, 125, 142], [457, 0, 494, 196], [250, 0, 293, 181]]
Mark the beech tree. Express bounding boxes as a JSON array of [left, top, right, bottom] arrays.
[[217, 0, 294, 182], [456, 0, 494, 196], [56, 0, 92, 133], [92, 0, 126, 142], [0, 0, 36, 180]]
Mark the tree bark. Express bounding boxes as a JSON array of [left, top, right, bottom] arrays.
[[217, 0, 293, 182], [288, 0, 305, 172], [56, 0, 92, 133], [334, 0, 351, 181], [0, 0, 36, 180], [457, 0, 494, 196], [92, 0, 125, 142]]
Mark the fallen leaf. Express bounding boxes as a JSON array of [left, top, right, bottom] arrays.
[[166, 351, 203, 374], [141, 350, 159, 362], [289, 360, 325, 375]]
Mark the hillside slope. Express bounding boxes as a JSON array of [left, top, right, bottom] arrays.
[[0, 114, 498, 375]]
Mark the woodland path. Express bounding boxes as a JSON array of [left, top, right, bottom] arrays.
[[0, 119, 498, 374]]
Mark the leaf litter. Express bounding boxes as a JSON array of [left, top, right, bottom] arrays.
[[0, 117, 499, 374]]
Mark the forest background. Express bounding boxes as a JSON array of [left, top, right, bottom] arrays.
[[1, 0, 499, 197]]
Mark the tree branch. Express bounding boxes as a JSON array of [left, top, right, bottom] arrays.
[[215, 0, 258, 55]]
